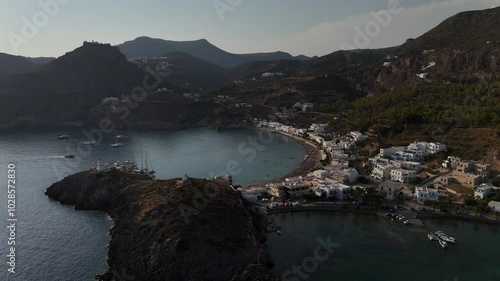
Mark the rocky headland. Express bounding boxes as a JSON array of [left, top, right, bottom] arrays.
[[45, 169, 278, 281]]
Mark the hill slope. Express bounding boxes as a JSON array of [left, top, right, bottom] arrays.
[[117, 36, 297, 67], [0, 53, 39, 77], [0, 42, 146, 128]]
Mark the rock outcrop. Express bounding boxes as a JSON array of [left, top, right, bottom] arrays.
[[45, 169, 278, 281]]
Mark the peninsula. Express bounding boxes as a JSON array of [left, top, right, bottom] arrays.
[[45, 168, 278, 281]]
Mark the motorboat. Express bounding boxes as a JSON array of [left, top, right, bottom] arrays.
[[427, 234, 436, 241], [64, 154, 75, 159], [277, 230, 282, 235], [110, 141, 124, 148], [439, 235, 456, 244], [438, 240, 448, 249], [83, 140, 97, 145], [115, 134, 128, 139], [403, 220, 410, 225], [58, 134, 69, 140]]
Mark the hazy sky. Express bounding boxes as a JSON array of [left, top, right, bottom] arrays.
[[1, 0, 499, 58]]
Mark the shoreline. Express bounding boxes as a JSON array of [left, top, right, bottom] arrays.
[[244, 128, 322, 188]]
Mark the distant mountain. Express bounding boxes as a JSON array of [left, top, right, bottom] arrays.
[[117, 36, 297, 67], [157, 52, 228, 89], [0, 53, 38, 77], [0, 42, 145, 128], [26, 57, 55, 65]]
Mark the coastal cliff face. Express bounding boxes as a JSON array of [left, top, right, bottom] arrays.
[[45, 169, 278, 281]]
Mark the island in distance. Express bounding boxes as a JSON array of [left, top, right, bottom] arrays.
[[45, 168, 279, 281]]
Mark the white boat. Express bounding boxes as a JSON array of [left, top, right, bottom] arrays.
[[428, 234, 436, 241], [110, 141, 124, 148], [403, 220, 410, 225], [83, 140, 97, 145], [115, 134, 127, 139], [58, 134, 69, 140], [277, 230, 282, 235], [439, 240, 448, 249], [439, 236, 456, 244]]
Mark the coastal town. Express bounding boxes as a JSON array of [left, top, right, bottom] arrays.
[[238, 120, 500, 223]]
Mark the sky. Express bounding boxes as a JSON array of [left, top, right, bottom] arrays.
[[1, 0, 499, 58]]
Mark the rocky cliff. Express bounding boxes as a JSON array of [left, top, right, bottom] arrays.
[[45, 169, 278, 281]]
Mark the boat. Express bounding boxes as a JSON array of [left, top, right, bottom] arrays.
[[58, 134, 69, 140], [64, 154, 75, 159], [115, 134, 127, 139], [277, 230, 282, 235], [439, 235, 456, 244], [438, 240, 448, 249], [110, 141, 124, 148], [83, 140, 97, 145], [403, 220, 410, 225], [427, 234, 436, 241]]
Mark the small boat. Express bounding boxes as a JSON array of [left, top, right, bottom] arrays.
[[403, 220, 410, 225], [439, 235, 456, 244], [58, 134, 69, 140], [439, 240, 448, 249], [115, 134, 127, 139], [428, 234, 436, 241], [276, 230, 282, 235], [110, 141, 124, 148], [83, 140, 97, 145], [64, 154, 75, 159]]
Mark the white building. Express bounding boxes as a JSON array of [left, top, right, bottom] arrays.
[[442, 156, 461, 169], [390, 169, 417, 183], [390, 160, 423, 172], [309, 124, 328, 134], [489, 201, 500, 212], [369, 156, 391, 166], [314, 181, 352, 201], [474, 184, 498, 200], [379, 182, 402, 198], [312, 170, 329, 179], [415, 187, 439, 205], [284, 177, 310, 198], [372, 164, 393, 180], [350, 131, 369, 142], [241, 188, 268, 201], [302, 103, 314, 112]]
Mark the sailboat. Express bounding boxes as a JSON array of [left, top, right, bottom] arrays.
[[144, 151, 156, 178]]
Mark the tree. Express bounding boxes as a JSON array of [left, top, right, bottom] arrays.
[[394, 193, 405, 207]]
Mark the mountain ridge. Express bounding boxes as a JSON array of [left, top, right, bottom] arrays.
[[117, 36, 301, 67]]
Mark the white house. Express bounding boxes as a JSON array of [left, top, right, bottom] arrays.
[[390, 160, 423, 172], [302, 103, 315, 112], [415, 187, 439, 205], [488, 201, 500, 212], [474, 184, 498, 200], [379, 182, 402, 198], [442, 156, 461, 169], [312, 170, 329, 179], [372, 164, 393, 180], [314, 181, 352, 201], [350, 131, 369, 142], [309, 124, 328, 134], [390, 169, 417, 183]]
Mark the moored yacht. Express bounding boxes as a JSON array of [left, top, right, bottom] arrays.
[[439, 240, 448, 249], [110, 140, 124, 148]]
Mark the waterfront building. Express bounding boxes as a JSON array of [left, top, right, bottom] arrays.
[[488, 201, 500, 212], [474, 184, 499, 200], [415, 187, 439, 205]]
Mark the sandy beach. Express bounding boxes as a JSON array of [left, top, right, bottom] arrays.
[[244, 128, 322, 188]]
